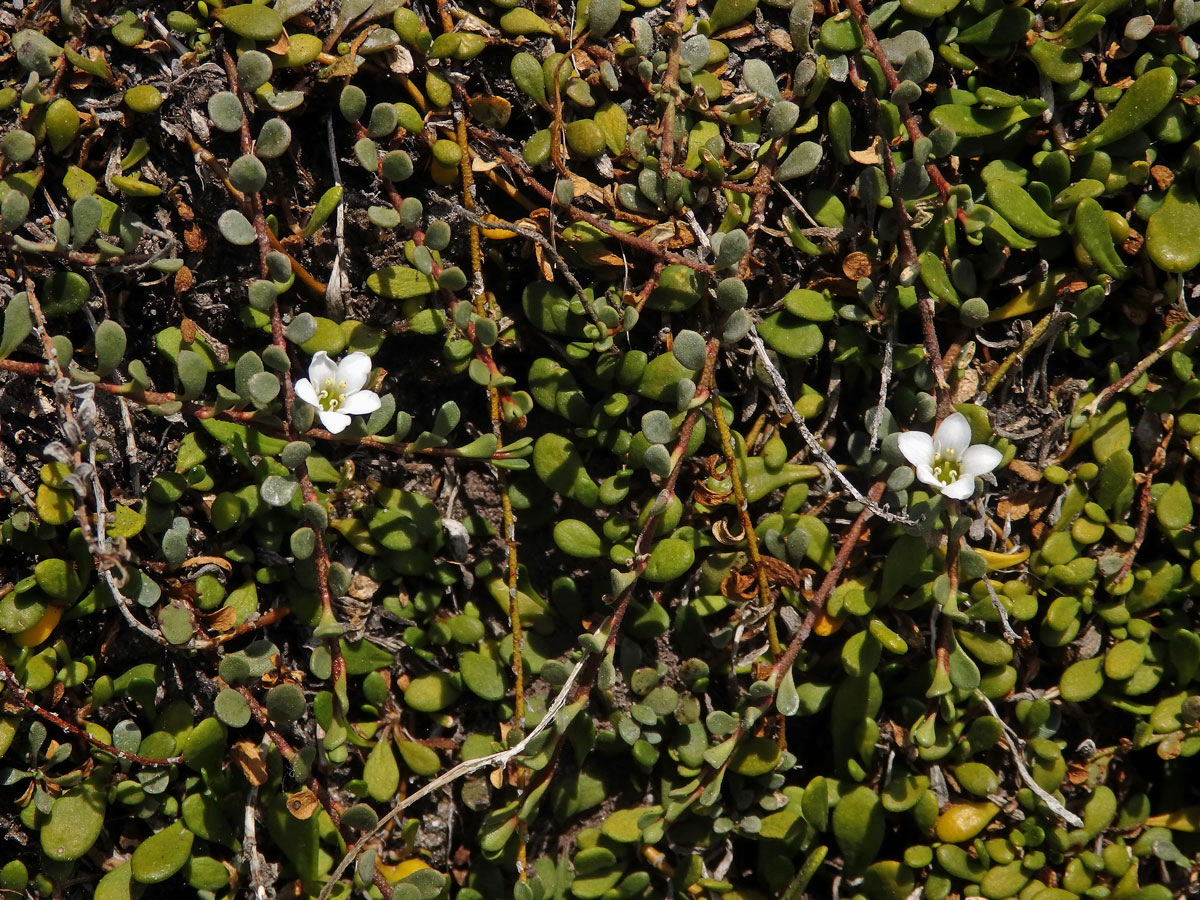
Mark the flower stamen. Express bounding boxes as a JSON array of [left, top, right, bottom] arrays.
[[933, 456, 961, 485]]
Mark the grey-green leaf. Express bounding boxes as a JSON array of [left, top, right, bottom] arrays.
[[229, 155, 268, 193], [256, 118, 292, 158], [71, 195, 102, 249], [93, 319, 126, 374], [176, 350, 208, 398], [208, 91, 245, 133], [214, 688, 251, 728], [217, 209, 256, 246], [41, 784, 106, 861], [0, 293, 32, 360]]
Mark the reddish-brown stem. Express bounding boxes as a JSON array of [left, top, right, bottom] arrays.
[[240, 684, 393, 898], [222, 51, 348, 711], [237, 687, 340, 822], [945, 527, 961, 606], [0, 358, 530, 462], [842, 0, 967, 221], [202, 604, 292, 646], [1110, 419, 1172, 586], [0, 234, 157, 267], [772, 481, 886, 678], [742, 139, 783, 280], [877, 114, 951, 414], [0, 656, 183, 766], [656, 0, 690, 181], [183, 133, 328, 297], [669, 164, 770, 194], [485, 140, 716, 277]]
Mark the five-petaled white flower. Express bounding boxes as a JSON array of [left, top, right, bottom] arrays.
[[294, 351, 382, 435], [897, 412, 1003, 500]]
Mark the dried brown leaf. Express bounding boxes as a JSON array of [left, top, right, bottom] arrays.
[[286, 788, 320, 819], [849, 136, 883, 165], [1006, 459, 1043, 483], [205, 606, 237, 633], [233, 740, 270, 786], [842, 251, 872, 280]]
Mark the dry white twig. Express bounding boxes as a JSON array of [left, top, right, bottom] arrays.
[[242, 782, 273, 900], [974, 691, 1085, 828], [869, 314, 896, 452], [748, 328, 914, 525], [324, 115, 349, 319], [318, 635, 597, 900], [981, 573, 1021, 642], [0, 449, 37, 509]]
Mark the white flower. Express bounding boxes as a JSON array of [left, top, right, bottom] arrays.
[[897, 412, 1003, 500], [294, 351, 382, 434]]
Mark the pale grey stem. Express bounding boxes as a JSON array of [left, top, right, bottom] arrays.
[[869, 314, 896, 451], [118, 396, 143, 498], [974, 691, 1085, 828], [318, 637, 596, 900], [102, 571, 171, 647], [325, 115, 348, 320], [243, 782, 272, 900], [748, 328, 914, 525], [146, 12, 192, 57], [83, 384, 170, 648], [981, 573, 1021, 642], [1087, 279, 1196, 416], [0, 461, 37, 510]]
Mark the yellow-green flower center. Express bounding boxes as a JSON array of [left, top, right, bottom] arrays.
[[316, 378, 348, 411], [932, 449, 960, 484]]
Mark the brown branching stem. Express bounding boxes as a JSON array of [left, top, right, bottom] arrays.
[[656, 0, 690, 182], [486, 140, 717, 277], [0, 233, 157, 267], [934, 522, 961, 680], [1110, 418, 1172, 586], [0, 656, 183, 767], [771, 481, 886, 679], [493, 340, 722, 879], [877, 136, 951, 414], [183, 133, 329, 297], [842, 0, 967, 222], [0, 358, 529, 464], [1087, 315, 1200, 415], [240, 685, 395, 900], [438, 28, 531, 874], [742, 138, 783, 280], [222, 48, 349, 740], [659, 482, 887, 831], [318, 357, 721, 897]]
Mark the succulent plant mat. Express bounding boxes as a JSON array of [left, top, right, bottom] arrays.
[[2, 0, 1200, 899]]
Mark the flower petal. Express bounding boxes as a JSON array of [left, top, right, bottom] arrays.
[[338, 389, 382, 416], [961, 444, 1003, 478], [308, 351, 338, 386], [940, 476, 977, 500], [933, 412, 972, 458], [896, 431, 934, 467], [336, 352, 373, 395], [318, 409, 352, 434], [294, 378, 320, 408], [914, 464, 942, 488]]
